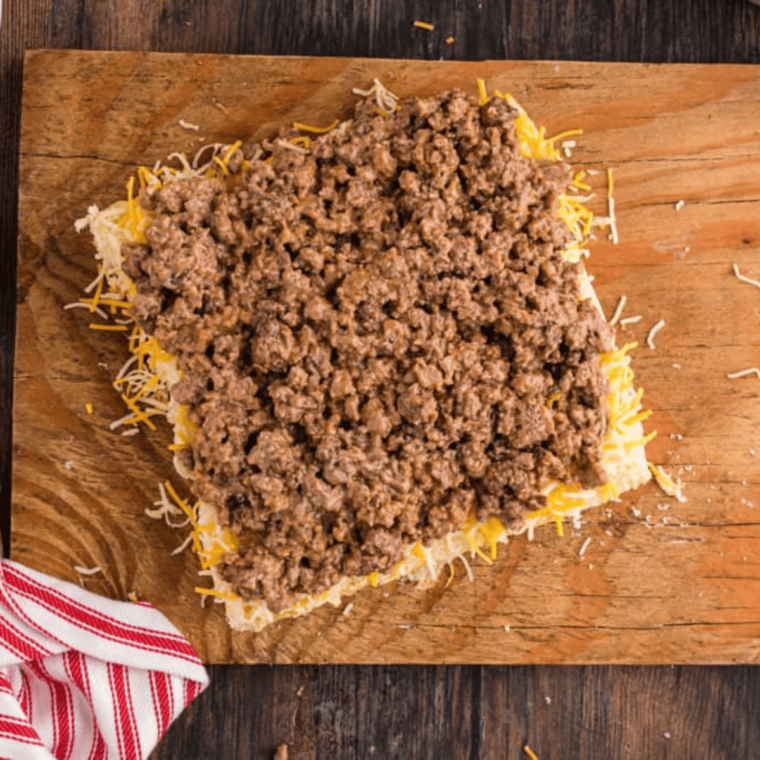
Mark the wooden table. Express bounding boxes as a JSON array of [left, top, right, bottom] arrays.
[[2, 1, 760, 757]]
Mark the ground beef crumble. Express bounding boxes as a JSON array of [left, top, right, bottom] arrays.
[[122, 90, 613, 612]]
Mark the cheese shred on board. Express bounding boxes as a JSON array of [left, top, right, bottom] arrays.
[[75, 79, 654, 631]]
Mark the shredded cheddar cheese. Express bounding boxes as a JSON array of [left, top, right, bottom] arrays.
[[293, 119, 339, 134], [608, 295, 627, 326], [89, 324, 128, 331], [732, 263, 760, 291]]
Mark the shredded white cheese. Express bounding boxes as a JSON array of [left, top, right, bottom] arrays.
[[74, 565, 102, 575], [63, 301, 109, 320], [618, 315, 642, 326], [674, 200, 685, 212], [171, 534, 194, 556], [646, 320, 665, 350], [578, 537, 592, 559], [178, 118, 201, 131], [608, 295, 627, 326], [732, 263, 760, 291], [607, 196, 619, 244], [277, 140, 309, 155], [726, 368, 760, 379], [352, 78, 400, 114]]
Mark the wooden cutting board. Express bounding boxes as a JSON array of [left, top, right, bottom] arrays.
[[12, 49, 760, 664]]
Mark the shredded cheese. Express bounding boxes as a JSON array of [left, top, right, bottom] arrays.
[[293, 119, 339, 134], [646, 320, 665, 350], [732, 263, 760, 291], [608, 295, 627, 326], [413, 20, 434, 30], [89, 323, 128, 331], [726, 367, 760, 379], [74, 565, 102, 575], [524, 746, 539, 760]]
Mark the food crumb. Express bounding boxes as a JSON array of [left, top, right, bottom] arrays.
[[504, 625, 511, 632], [674, 200, 685, 211], [85, 403, 93, 414], [343, 602, 354, 616], [445, 35, 455, 44], [630, 507, 642, 518], [750, 448, 756, 457], [664, 732, 671, 740], [544, 695, 552, 705], [671, 363, 681, 369]]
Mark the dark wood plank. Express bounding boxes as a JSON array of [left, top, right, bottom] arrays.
[[149, 664, 760, 759], [2, 1, 760, 759]]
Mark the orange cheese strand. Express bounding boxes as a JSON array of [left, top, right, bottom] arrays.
[[293, 119, 339, 134], [89, 324, 128, 331]]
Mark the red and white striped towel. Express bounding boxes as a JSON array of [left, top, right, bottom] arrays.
[[0, 559, 209, 759]]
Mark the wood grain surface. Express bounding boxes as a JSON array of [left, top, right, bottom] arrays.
[[13, 49, 760, 669], [3, 1, 760, 758]]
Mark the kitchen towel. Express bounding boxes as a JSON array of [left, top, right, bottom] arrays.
[[0, 559, 209, 759]]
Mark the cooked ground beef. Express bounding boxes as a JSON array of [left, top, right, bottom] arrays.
[[122, 90, 612, 612]]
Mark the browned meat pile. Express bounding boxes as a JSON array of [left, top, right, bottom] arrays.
[[123, 90, 612, 612]]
